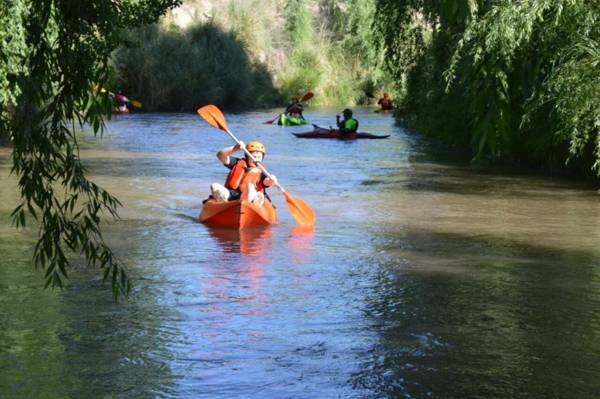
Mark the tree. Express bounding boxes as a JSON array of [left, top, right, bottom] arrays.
[[0, 0, 181, 299], [375, 0, 600, 176]]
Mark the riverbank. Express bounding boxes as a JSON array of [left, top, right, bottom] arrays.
[[395, 111, 600, 185], [111, 0, 394, 111], [375, 1, 600, 181]]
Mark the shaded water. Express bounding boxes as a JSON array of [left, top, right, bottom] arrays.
[[1, 108, 599, 398]]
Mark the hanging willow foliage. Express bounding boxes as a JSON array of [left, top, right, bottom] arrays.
[[375, 0, 600, 176], [0, 0, 181, 299]]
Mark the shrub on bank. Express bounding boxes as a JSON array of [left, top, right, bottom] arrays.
[[114, 22, 280, 111]]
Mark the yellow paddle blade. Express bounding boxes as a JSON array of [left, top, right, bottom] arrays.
[[130, 99, 143, 108], [197, 104, 228, 131], [92, 84, 107, 94], [282, 191, 316, 227]]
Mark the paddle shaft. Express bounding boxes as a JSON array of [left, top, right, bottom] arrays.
[[221, 127, 287, 194]]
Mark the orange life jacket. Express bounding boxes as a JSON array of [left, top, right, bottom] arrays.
[[224, 158, 267, 193]]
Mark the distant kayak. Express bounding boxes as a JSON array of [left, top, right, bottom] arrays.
[[199, 198, 277, 229], [264, 114, 308, 126], [374, 108, 393, 113], [293, 125, 390, 140], [278, 114, 308, 126], [112, 108, 130, 115]]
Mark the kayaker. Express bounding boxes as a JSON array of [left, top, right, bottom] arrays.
[[377, 92, 393, 110], [210, 141, 277, 205], [285, 96, 304, 119], [114, 90, 130, 112], [336, 108, 359, 134]]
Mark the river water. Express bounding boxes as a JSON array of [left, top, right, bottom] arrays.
[[1, 108, 599, 398]]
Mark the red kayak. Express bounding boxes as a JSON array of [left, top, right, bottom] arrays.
[[199, 198, 277, 229], [293, 125, 389, 139]]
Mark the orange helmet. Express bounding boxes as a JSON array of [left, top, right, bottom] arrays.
[[291, 95, 300, 101], [246, 141, 266, 155]]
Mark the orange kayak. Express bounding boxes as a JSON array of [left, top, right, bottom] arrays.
[[199, 199, 277, 229]]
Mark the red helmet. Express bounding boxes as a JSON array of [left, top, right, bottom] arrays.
[[291, 95, 300, 101]]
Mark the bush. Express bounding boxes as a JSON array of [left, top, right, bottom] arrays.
[[114, 22, 280, 111]]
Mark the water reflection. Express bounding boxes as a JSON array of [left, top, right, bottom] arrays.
[[351, 226, 600, 398], [287, 226, 315, 265], [59, 272, 179, 398], [205, 225, 273, 257]]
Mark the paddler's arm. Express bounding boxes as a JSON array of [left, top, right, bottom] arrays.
[[262, 173, 278, 187], [217, 141, 244, 165]]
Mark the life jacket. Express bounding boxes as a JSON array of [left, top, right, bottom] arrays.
[[286, 102, 303, 115], [379, 99, 393, 110], [340, 118, 358, 132], [115, 94, 127, 106], [224, 158, 268, 193]]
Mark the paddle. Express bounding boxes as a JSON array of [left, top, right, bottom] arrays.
[[301, 91, 313, 102], [263, 91, 314, 124], [198, 104, 316, 227], [313, 123, 330, 129], [263, 115, 280, 125]]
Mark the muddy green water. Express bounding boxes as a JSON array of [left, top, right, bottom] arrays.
[[1, 108, 599, 398]]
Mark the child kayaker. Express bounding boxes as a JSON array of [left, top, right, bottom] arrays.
[[377, 92, 394, 110], [210, 141, 277, 205], [285, 96, 304, 119], [336, 108, 359, 135]]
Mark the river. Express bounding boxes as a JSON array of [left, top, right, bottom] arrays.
[[1, 108, 599, 398]]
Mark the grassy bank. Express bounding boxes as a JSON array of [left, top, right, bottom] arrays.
[[112, 0, 395, 111]]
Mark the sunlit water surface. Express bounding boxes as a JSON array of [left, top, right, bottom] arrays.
[[1, 108, 599, 398]]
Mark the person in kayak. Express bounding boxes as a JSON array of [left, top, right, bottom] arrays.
[[114, 90, 130, 112], [377, 92, 393, 110], [336, 108, 359, 135], [285, 95, 304, 119], [210, 141, 277, 205]]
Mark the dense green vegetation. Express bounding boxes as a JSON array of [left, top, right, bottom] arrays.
[[375, 0, 600, 177], [113, 0, 394, 109], [281, 0, 393, 104], [114, 23, 279, 111], [0, 0, 180, 298]]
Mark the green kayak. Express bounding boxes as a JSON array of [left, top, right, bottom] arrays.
[[277, 114, 308, 126]]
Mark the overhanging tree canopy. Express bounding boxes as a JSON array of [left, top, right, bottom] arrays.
[[0, 0, 181, 299]]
